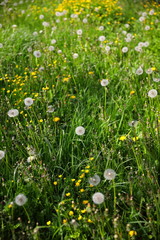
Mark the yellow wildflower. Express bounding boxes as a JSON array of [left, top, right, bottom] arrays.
[[129, 230, 137, 237], [69, 211, 74, 216], [66, 192, 71, 197], [119, 136, 127, 141], [130, 91, 135, 95], [53, 117, 60, 122], [46, 221, 51, 225]]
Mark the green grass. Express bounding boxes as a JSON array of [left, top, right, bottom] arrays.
[[0, 0, 160, 239]]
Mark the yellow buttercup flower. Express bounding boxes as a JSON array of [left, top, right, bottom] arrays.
[[119, 136, 127, 141], [53, 117, 60, 122], [129, 230, 137, 237]]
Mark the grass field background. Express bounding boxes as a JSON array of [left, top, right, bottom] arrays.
[[0, 0, 160, 239]]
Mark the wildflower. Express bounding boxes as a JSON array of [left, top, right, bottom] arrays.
[[104, 169, 116, 180], [66, 193, 71, 197], [78, 215, 82, 220], [132, 137, 139, 142], [27, 155, 36, 163], [125, 23, 130, 28], [75, 126, 85, 136], [99, 26, 104, 31], [92, 192, 104, 204], [139, 16, 145, 22], [69, 211, 74, 216], [33, 50, 41, 58], [75, 182, 80, 187], [122, 47, 128, 53], [80, 189, 85, 192], [73, 53, 79, 59], [136, 67, 143, 75], [0, 43, 3, 48], [76, 29, 82, 35], [105, 46, 110, 52], [42, 21, 49, 27], [148, 89, 157, 98], [98, 36, 106, 42], [53, 117, 60, 122], [15, 193, 27, 206], [128, 120, 138, 127], [146, 68, 153, 74], [63, 219, 67, 224], [39, 14, 44, 19], [48, 46, 54, 51], [46, 221, 51, 225], [129, 230, 137, 237], [51, 39, 56, 44], [27, 47, 32, 52], [7, 109, 19, 117], [0, 150, 5, 160], [145, 25, 150, 31], [87, 219, 93, 223], [53, 181, 57, 185], [143, 41, 149, 47], [83, 18, 88, 23], [70, 219, 78, 227], [153, 78, 160, 82], [82, 200, 89, 204], [119, 136, 127, 141], [130, 91, 135, 95], [24, 97, 33, 106], [47, 105, 55, 113], [135, 46, 142, 52], [88, 174, 101, 186], [101, 79, 109, 86]]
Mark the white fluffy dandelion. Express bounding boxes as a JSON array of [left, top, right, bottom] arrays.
[[148, 89, 157, 98], [33, 50, 41, 58], [76, 29, 82, 35], [75, 126, 85, 136], [104, 169, 116, 180], [136, 67, 143, 75], [24, 97, 34, 106], [0, 43, 3, 48], [73, 53, 79, 59], [98, 36, 106, 42], [51, 39, 56, 44], [92, 192, 104, 204], [0, 150, 5, 160], [146, 68, 153, 74], [48, 46, 55, 51], [122, 47, 128, 53], [47, 105, 55, 113], [7, 109, 19, 117], [101, 79, 109, 86], [15, 193, 27, 206], [89, 174, 101, 186]]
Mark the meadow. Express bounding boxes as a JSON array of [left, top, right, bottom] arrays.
[[0, 0, 160, 239]]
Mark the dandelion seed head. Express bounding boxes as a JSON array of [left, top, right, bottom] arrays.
[[101, 79, 109, 86], [136, 67, 143, 75], [98, 36, 106, 42], [75, 126, 85, 136], [89, 174, 101, 186], [33, 50, 41, 58], [104, 169, 116, 180], [148, 89, 157, 98], [92, 192, 104, 204], [122, 47, 128, 53], [24, 97, 34, 106], [0, 150, 5, 160], [7, 109, 19, 117], [15, 193, 27, 206]]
